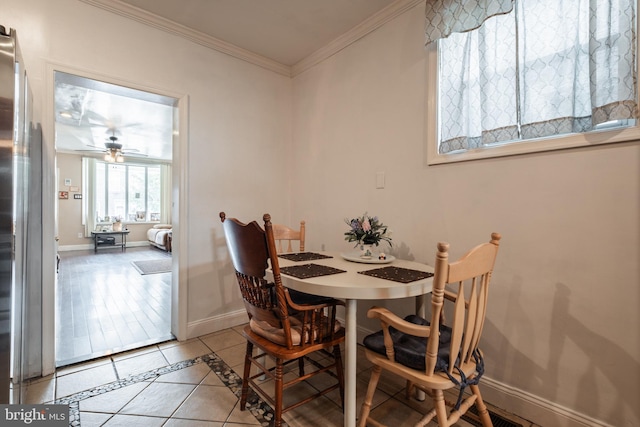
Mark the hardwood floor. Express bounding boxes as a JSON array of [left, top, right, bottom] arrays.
[[55, 246, 174, 367]]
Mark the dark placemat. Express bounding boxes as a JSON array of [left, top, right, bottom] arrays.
[[279, 263, 346, 279], [278, 252, 333, 262], [359, 266, 434, 283]]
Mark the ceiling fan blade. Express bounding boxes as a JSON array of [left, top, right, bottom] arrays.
[[81, 110, 112, 127], [117, 122, 145, 129]]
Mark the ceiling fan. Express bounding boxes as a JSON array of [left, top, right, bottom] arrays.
[[76, 131, 147, 163], [103, 135, 127, 163]]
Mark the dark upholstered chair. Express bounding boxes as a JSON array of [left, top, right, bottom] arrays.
[[220, 212, 345, 427]]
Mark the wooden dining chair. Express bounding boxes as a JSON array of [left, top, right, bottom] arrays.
[[358, 233, 501, 427], [272, 220, 305, 253], [219, 212, 345, 427]]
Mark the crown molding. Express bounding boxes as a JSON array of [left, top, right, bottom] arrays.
[[291, 0, 424, 76], [79, 0, 292, 76], [80, 0, 423, 78]]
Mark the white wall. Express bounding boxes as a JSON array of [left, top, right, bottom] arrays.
[[5, 0, 639, 425], [4, 0, 292, 339], [291, 4, 639, 427]]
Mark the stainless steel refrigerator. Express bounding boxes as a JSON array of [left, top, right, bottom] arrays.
[[0, 25, 43, 404]]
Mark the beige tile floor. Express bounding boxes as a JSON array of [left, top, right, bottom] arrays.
[[25, 324, 534, 426]]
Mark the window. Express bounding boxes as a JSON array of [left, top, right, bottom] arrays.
[[92, 161, 164, 223], [426, 0, 639, 164]]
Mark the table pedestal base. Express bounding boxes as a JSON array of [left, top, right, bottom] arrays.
[[344, 299, 357, 427]]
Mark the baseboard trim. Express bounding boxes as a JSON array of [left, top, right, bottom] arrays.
[[58, 241, 150, 252], [59, 244, 94, 252], [125, 241, 149, 248], [186, 310, 247, 339], [355, 325, 608, 427], [481, 377, 612, 427]]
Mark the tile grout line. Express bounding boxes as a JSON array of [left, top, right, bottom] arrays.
[[201, 353, 278, 426], [54, 349, 279, 427], [56, 355, 201, 426], [110, 357, 120, 382]]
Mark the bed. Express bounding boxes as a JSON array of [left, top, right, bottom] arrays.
[[147, 224, 172, 252]]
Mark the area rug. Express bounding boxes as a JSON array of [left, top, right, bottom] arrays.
[[131, 258, 172, 275]]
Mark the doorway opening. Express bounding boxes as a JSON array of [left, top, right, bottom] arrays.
[[53, 71, 178, 367]]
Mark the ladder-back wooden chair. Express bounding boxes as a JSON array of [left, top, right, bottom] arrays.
[[358, 233, 501, 427], [272, 220, 305, 253], [219, 212, 344, 427]]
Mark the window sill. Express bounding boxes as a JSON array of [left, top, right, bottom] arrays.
[[123, 221, 160, 225], [426, 125, 640, 165]]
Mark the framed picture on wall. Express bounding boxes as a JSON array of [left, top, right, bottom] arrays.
[[59, 191, 69, 199], [136, 211, 146, 221]]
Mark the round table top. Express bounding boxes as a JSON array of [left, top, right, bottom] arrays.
[[275, 251, 434, 300]]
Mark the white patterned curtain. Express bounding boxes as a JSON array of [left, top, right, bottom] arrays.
[[160, 163, 172, 224], [82, 157, 97, 237], [432, 0, 637, 154], [424, 0, 514, 46]]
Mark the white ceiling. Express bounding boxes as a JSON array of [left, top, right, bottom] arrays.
[[117, 0, 397, 66], [56, 0, 402, 161], [55, 71, 177, 161]]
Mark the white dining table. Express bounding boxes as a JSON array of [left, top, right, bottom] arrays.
[[275, 251, 434, 427]]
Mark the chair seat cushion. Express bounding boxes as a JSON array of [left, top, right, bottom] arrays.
[[363, 314, 452, 371], [250, 315, 342, 346], [287, 288, 338, 306]]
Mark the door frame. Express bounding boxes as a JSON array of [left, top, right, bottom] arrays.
[[42, 63, 189, 375]]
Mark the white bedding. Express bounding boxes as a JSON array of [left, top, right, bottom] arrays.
[[147, 225, 172, 252], [147, 228, 171, 245]]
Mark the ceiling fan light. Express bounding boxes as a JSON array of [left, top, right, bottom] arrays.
[[116, 156, 124, 163], [104, 153, 112, 162]]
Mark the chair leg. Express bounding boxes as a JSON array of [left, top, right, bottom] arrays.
[[432, 389, 449, 427], [358, 365, 382, 427], [405, 380, 413, 400], [333, 344, 345, 407], [274, 358, 284, 427], [298, 357, 305, 376], [470, 384, 493, 427], [240, 341, 253, 410]]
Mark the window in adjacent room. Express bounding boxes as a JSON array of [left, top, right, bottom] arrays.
[[426, 0, 638, 164], [94, 162, 162, 223]]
